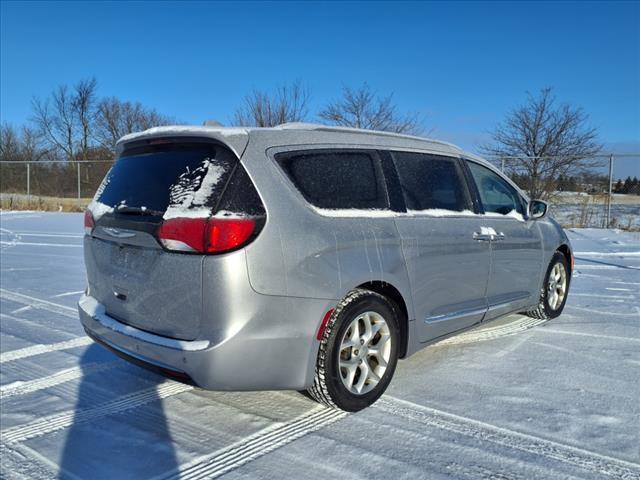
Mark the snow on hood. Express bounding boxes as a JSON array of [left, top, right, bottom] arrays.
[[163, 158, 225, 220]]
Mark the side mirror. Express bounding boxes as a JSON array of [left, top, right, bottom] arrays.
[[529, 200, 548, 220]]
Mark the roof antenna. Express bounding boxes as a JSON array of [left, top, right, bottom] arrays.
[[203, 119, 224, 127]]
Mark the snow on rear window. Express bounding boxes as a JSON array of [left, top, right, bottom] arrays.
[[163, 159, 225, 220], [92, 144, 236, 219]]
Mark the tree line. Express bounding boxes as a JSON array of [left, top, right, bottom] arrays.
[[1, 77, 175, 162], [512, 172, 639, 196], [0, 79, 422, 164], [1, 79, 605, 201], [613, 177, 640, 195]]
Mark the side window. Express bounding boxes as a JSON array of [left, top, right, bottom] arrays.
[[467, 161, 525, 215], [276, 150, 388, 210], [392, 152, 471, 212]]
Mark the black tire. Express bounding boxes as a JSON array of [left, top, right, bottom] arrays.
[[525, 252, 571, 320], [307, 289, 400, 412]]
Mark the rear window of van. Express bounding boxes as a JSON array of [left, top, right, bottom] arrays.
[[95, 142, 237, 218]]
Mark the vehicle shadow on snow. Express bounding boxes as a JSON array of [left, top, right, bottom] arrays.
[[58, 344, 179, 480]]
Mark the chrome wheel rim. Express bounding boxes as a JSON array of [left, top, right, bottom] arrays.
[[547, 262, 567, 310], [338, 311, 391, 395]]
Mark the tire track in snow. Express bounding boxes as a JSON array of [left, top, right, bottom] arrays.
[[0, 288, 77, 319], [1, 382, 193, 444], [0, 228, 20, 250], [51, 290, 85, 298], [0, 362, 118, 399], [377, 397, 640, 479], [1, 311, 84, 340], [1, 443, 59, 480], [153, 407, 347, 480], [0, 337, 92, 363], [434, 316, 548, 346], [534, 328, 640, 344]]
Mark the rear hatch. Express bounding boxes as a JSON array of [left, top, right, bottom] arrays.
[[84, 138, 262, 341]]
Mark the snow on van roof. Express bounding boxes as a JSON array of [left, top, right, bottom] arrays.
[[275, 122, 460, 149], [116, 126, 252, 157], [117, 123, 460, 151], [115, 123, 504, 171], [118, 125, 250, 144]]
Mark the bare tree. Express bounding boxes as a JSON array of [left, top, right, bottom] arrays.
[[74, 78, 98, 160], [318, 83, 422, 135], [0, 123, 46, 162], [481, 88, 601, 199], [233, 81, 310, 127], [95, 97, 174, 153], [0, 123, 21, 161], [19, 126, 45, 161], [30, 77, 98, 161]]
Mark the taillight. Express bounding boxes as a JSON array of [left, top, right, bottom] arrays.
[[84, 210, 95, 235], [207, 218, 256, 253], [157, 217, 257, 254]]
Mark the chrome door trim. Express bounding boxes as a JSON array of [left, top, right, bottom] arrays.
[[425, 307, 487, 324], [486, 293, 531, 313]]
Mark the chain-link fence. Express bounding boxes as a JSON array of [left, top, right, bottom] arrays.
[[0, 160, 113, 211], [1, 155, 638, 228]]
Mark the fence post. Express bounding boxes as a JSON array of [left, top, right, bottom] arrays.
[[606, 154, 613, 228], [26, 162, 31, 201], [77, 162, 82, 201]]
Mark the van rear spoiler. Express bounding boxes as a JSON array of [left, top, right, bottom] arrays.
[[116, 126, 250, 158]]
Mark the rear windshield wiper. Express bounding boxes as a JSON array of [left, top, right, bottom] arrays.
[[114, 205, 164, 217]]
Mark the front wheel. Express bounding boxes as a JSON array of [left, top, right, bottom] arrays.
[[526, 252, 571, 320], [308, 289, 400, 412]]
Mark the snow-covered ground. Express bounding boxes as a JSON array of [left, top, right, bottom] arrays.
[[1, 212, 639, 480], [549, 203, 640, 229]]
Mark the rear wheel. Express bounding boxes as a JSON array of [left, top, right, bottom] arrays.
[[526, 252, 570, 320], [308, 289, 400, 412]]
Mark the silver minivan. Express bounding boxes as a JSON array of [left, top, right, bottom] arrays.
[[79, 123, 572, 411]]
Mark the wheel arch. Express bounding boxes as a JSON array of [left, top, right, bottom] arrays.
[[556, 243, 573, 274], [356, 280, 410, 359]]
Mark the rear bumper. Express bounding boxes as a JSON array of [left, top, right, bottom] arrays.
[[78, 293, 333, 391]]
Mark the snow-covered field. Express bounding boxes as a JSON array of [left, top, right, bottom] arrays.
[[1, 212, 639, 480], [549, 203, 640, 229]]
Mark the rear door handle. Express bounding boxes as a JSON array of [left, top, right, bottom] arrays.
[[473, 230, 505, 242], [473, 232, 493, 241]]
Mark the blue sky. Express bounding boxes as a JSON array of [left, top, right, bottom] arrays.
[[1, 0, 639, 159]]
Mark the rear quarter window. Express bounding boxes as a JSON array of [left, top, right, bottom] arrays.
[[276, 150, 388, 210]]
